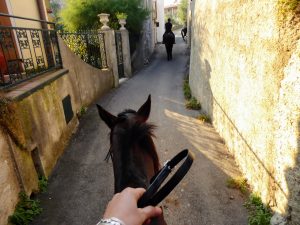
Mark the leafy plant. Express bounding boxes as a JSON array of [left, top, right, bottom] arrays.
[[226, 177, 248, 195], [197, 114, 211, 123], [116, 12, 127, 20], [186, 97, 201, 110], [9, 192, 42, 225], [244, 193, 272, 225], [38, 176, 48, 193], [77, 106, 87, 118], [183, 79, 191, 100]]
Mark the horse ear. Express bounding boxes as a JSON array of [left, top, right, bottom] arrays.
[[96, 104, 117, 129], [137, 95, 151, 122]]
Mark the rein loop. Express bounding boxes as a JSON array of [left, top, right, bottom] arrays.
[[137, 149, 194, 208]]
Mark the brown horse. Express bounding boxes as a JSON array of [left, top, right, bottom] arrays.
[[97, 95, 167, 225]]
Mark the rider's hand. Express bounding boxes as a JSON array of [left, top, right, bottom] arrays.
[[103, 187, 162, 225]]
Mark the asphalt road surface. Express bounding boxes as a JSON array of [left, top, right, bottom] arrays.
[[31, 32, 248, 225]]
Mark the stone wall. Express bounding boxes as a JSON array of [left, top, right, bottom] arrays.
[[0, 128, 20, 225], [189, 0, 300, 224], [58, 37, 114, 108], [0, 37, 114, 225]]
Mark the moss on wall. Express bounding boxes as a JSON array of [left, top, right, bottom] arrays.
[[0, 98, 27, 150], [278, 0, 300, 21], [276, 0, 300, 78]]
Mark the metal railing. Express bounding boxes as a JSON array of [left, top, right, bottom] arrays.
[[115, 31, 124, 78], [0, 13, 62, 89], [60, 30, 108, 69]]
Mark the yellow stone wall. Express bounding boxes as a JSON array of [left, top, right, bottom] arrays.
[[189, 0, 300, 224], [0, 37, 114, 225]]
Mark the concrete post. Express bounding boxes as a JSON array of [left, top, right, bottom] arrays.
[[97, 13, 133, 85], [102, 29, 119, 87], [120, 30, 132, 78], [97, 13, 119, 87]]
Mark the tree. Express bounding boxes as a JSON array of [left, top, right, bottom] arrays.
[[164, 12, 180, 27], [50, 0, 62, 20], [59, 0, 149, 35], [50, 0, 63, 29], [177, 0, 188, 25]]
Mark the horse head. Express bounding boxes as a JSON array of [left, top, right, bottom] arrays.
[[97, 95, 167, 225], [97, 95, 160, 193]]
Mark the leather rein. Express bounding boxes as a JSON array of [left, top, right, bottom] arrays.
[[138, 149, 194, 208], [106, 148, 194, 208]]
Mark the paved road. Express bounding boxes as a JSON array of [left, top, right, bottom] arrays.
[[32, 33, 248, 225]]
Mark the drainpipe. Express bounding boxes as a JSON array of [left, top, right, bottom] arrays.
[[36, 0, 47, 29]]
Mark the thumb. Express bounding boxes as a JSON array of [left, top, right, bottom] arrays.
[[140, 206, 162, 220]]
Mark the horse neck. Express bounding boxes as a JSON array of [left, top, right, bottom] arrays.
[[112, 133, 160, 193], [111, 128, 167, 225], [139, 135, 160, 173]]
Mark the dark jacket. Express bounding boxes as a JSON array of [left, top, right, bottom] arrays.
[[165, 22, 172, 32]]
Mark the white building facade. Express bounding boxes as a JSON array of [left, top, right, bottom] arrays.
[[155, 0, 165, 43]]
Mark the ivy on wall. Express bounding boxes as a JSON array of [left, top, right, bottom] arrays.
[[278, 0, 300, 21]]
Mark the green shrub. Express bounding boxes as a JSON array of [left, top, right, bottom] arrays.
[[38, 176, 48, 193], [244, 193, 272, 225], [77, 106, 88, 118], [116, 12, 127, 20], [186, 97, 201, 110], [226, 177, 248, 195], [9, 192, 42, 225], [183, 79, 191, 100], [60, 0, 149, 35], [197, 114, 211, 123]]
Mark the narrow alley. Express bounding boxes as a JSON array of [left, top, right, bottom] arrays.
[[31, 32, 248, 225]]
